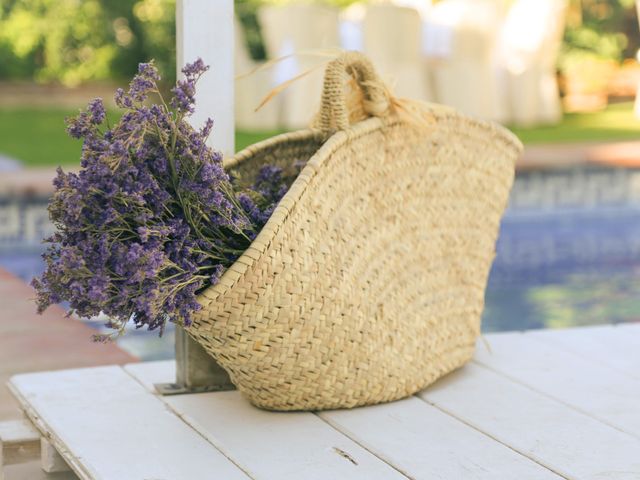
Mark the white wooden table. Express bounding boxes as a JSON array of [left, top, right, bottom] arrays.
[[5, 324, 640, 480]]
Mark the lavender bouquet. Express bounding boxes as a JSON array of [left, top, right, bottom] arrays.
[[32, 60, 294, 340]]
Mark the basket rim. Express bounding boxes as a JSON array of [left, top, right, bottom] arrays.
[[197, 107, 523, 305]]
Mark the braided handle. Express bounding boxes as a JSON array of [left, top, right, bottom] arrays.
[[315, 51, 391, 133]]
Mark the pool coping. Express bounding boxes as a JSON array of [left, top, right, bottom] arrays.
[[518, 140, 640, 171]]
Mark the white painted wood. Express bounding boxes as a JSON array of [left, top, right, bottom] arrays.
[[9, 366, 248, 480], [125, 361, 408, 480], [9, 326, 640, 479], [320, 396, 562, 479], [526, 324, 640, 380], [125, 359, 175, 392], [0, 419, 40, 466], [41, 437, 70, 473], [420, 363, 640, 480], [617, 322, 640, 333], [176, 0, 235, 156], [475, 330, 640, 438]]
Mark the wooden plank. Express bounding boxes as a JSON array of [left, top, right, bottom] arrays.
[[475, 330, 640, 438], [0, 419, 40, 466], [126, 359, 175, 391], [420, 363, 640, 479], [526, 324, 640, 379], [320, 396, 563, 479], [9, 366, 249, 480], [41, 437, 70, 473], [125, 361, 409, 480]]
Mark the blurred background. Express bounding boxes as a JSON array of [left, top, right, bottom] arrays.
[[2, 0, 640, 364]]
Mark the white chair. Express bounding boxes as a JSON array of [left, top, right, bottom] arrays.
[[424, 0, 507, 122], [389, 0, 432, 20], [497, 0, 568, 126], [258, 4, 341, 130], [234, 17, 280, 132], [362, 3, 433, 102]]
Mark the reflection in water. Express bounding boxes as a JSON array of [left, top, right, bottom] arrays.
[[484, 206, 640, 332], [484, 269, 640, 332]]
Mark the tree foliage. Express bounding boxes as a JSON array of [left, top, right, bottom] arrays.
[[0, 0, 175, 85], [564, 0, 639, 62], [3, 0, 638, 86], [0, 0, 362, 84]]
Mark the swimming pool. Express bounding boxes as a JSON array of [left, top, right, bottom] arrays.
[[2, 165, 639, 358]]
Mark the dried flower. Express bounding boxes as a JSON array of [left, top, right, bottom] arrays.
[[32, 59, 294, 340]]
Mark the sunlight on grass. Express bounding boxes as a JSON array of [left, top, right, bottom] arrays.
[[0, 108, 82, 168], [0, 108, 281, 168], [511, 102, 640, 144]]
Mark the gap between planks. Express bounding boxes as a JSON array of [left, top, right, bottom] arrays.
[[125, 323, 640, 480], [311, 413, 418, 480], [317, 395, 567, 480], [410, 396, 569, 480], [321, 326, 640, 480], [7, 384, 94, 480], [473, 325, 640, 440], [419, 362, 640, 479], [9, 324, 638, 480], [469, 358, 639, 441], [9, 367, 251, 480], [126, 361, 566, 480], [318, 325, 640, 480], [133, 399, 258, 480], [123, 362, 411, 480]]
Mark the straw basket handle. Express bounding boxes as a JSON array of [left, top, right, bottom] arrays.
[[315, 51, 391, 133]]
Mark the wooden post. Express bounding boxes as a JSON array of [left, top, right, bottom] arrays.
[[176, 0, 235, 155], [157, 0, 236, 395]]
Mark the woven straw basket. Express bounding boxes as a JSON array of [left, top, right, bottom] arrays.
[[189, 52, 522, 411]]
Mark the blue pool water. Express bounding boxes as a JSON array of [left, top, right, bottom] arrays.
[[484, 206, 640, 332], [2, 166, 640, 358]]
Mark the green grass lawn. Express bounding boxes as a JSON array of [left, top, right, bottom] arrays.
[[509, 101, 640, 144], [0, 107, 282, 168], [2, 103, 640, 168]]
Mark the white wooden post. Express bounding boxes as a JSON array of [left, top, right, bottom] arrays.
[[176, 0, 235, 156], [160, 0, 236, 395]]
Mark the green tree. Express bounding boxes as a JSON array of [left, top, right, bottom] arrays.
[[0, 0, 175, 85], [1, 0, 363, 84], [564, 0, 640, 62]]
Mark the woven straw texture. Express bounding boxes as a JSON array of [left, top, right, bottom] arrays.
[[189, 52, 522, 411]]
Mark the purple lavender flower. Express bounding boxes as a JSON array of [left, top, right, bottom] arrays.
[[170, 80, 195, 113], [33, 58, 299, 340], [182, 58, 208, 79], [170, 59, 210, 115], [114, 88, 132, 108], [87, 98, 106, 124]]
